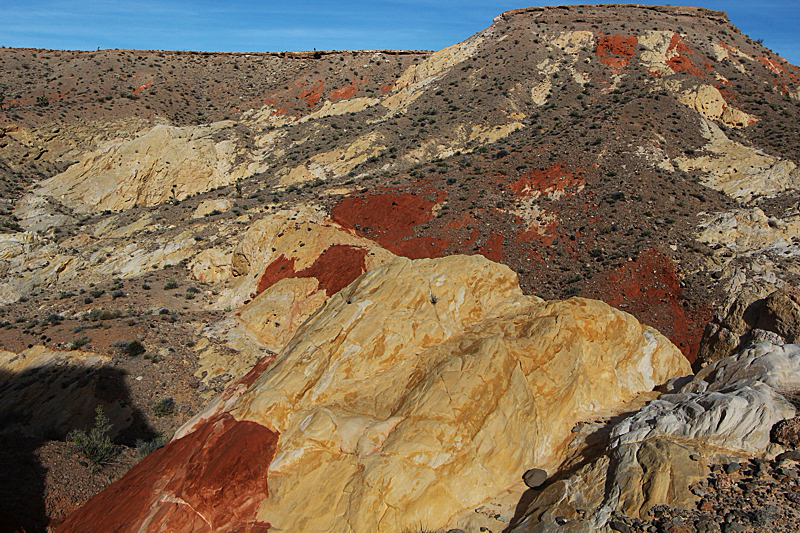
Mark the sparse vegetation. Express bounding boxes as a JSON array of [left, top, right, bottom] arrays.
[[151, 398, 175, 417], [68, 405, 116, 466]]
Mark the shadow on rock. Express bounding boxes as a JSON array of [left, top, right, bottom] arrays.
[[0, 359, 156, 532]]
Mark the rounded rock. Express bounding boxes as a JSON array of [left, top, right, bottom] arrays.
[[523, 468, 548, 489]]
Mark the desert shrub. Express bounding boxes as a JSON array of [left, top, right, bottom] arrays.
[[66, 336, 90, 350], [163, 278, 178, 290], [135, 434, 169, 460], [115, 340, 145, 357], [151, 398, 174, 417], [68, 405, 116, 465]]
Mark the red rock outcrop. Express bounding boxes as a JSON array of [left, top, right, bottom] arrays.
[[596, 34, 638, 69], [59, 413, 278, 533], [331, 190, 449, 258], [256, 244, 369, 296]]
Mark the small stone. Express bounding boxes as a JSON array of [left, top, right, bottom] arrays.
[[689, 453, 700, 461], [522, 468, 547, 489], [725, 462, 740, 474], [776, 449, 800, 462], [555, 516, 567, 525], [609, 520, 631, 533]]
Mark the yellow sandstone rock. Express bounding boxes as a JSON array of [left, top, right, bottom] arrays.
[[675, 119, 800, 202], [679, 84, 756, 128], [182, 254, 690, 533], [34, 122, 242, 213]]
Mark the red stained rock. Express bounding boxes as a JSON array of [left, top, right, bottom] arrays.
[[380, 84, 394, 94], [294, 245, 369, 295], [478, 234, 506, 262], [596, 34, 638, 69], [758, 57, 784, 75], [666, 34, 704, 77], [256, 255, 297, 295], [256, 245, 369, 296], [58, 414, 278, 533], [519, 220, 558, 248], [239, 355, 278, 388], [509, 163, 585, 199], [331, 77, 368, 101], [331, 192, 447, 259], [132, 82, 153, 95], [298, 80, 324, 108], [593, 249, 711, 362]]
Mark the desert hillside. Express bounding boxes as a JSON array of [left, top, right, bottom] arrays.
[[1, 4, 800, 533]]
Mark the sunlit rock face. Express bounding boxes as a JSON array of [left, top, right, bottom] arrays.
[[58, 255, 689, 533]]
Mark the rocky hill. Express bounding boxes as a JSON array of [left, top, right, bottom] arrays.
[[1, 4, 800, 532]]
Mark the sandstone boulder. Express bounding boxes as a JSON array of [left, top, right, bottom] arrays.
[[59, 255, 689, 533], [192, 198, 232, 219]]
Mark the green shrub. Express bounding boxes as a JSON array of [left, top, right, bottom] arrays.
[[117, 340, 145, 357], [68, 405, 116, 465], [136, 434, 169, 460], [163, 278, 178, 290], [151, 398, 175, 417], [66, 336, 90, 350]]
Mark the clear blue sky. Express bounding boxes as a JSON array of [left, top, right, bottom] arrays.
[[1, 1, 798, 65]]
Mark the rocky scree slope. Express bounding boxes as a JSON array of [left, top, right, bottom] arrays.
[[0, 3, 800, 532], [0, 5, 798, 363]]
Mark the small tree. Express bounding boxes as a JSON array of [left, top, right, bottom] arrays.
[[68, 405, 116, 465], [35, 95, 49, 107]]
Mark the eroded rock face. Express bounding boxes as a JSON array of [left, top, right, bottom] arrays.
[[512, 341, 800, 533], [60, 255, 689, 533], [698, 286, 800, 364], [58, 412, 279, 533], [674, 119, 800, 203], [33, 123, 242, 213]]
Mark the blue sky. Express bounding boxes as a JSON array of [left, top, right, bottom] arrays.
[[1, 1, 798, 65]]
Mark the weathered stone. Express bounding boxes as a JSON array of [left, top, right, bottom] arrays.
[[771, 416, 800, 448], [61, 255, 689, 533], [192, 198, 233, 219], [678, 85, 755, 128], [58, 413, 279, 533], [757, 287, 800, 343], [33, 122, 246, 213], [523, 468, 548, 489], [697, 286, 800, 364], [513, 341, 800, 533], [675, 119, 800, 203]]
